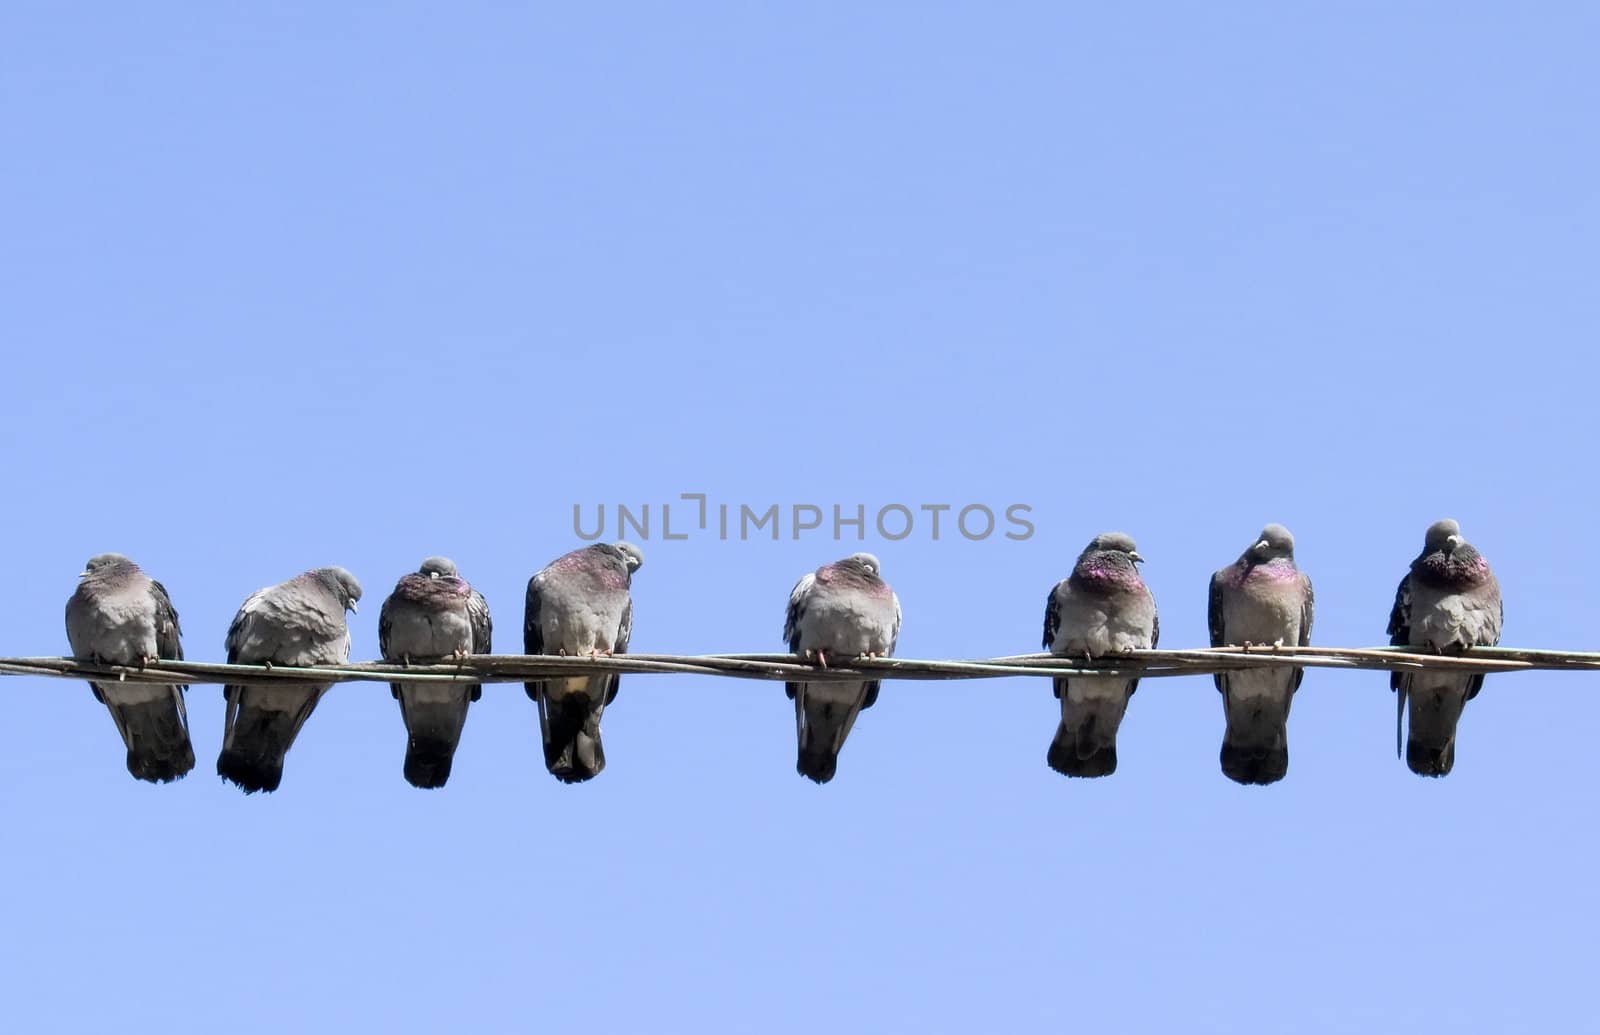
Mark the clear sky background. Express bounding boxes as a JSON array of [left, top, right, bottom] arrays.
[[3, 3, 1597, 1032]]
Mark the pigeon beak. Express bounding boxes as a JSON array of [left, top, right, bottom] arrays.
[[1445, 535, 1463, 553], [348, 602, 359, 614], [78, 570, 90, 579], [1254, 540, 1270, 554], [1129, 551, 1145, 564]]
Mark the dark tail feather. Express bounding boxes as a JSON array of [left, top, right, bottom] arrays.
[[1395, 685, 1406, 760], [404, 740, 456, 789], [1406, 738, 1456, 778], [797, 744, 839, 784], [792, 683, 870, 785], [397, 686, 472, 789], [1220, 739, 1289, 786], [1047, 722, 1117, 778], [217, 743, 286, 794], [218, 686, 321, 794], [542, 695, 605, 784], [105, 692, 195, 784], [1403, 682, 1472, 778]]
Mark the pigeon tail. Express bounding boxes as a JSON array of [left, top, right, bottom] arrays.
[[217, 746, 285, 794], [541, 694, 606, 784], [1051, 675, 1133, 779], [102, 690, 195, 784], [1220, 739, 1289, 786], [218, 687, 320, 794], [396, 685, 472, 789], [1406, 738, 1456, 778], [795, 686, 866, 785], [1047, 722, 1118, 778], [404, 738, 456, 789], [796, 744, 839, 784], [1218, 693, 1291, 785], [1402, 680, 1471, 779]]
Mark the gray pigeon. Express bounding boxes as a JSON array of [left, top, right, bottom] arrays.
[[1207, 524, 1314, 785], [64, 553, 195, 783], [1388, 519, 1502, 777], [783, 552, 901, 784], [523, 542, 641, 783], [1042, 533, 1158, 778], [379, 557, 493, 789], [218, 566, 362, 793]]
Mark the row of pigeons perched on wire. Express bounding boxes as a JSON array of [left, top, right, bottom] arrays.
[[1039, 519, 1498, 783], [59, 518, 1502, 792]]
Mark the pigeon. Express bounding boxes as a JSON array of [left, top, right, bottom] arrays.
[[523, 542, 641, 783], [64, 553, 196, 783], [1388, 519, 1502, 777], [783, 552, 901, 784], [379, 557, 493, 789], [1207, 524, 1314, 785], [1042, 533, 1158, 778], [218, 566, 362, 793]]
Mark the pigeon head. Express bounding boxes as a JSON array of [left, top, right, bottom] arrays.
[[1414, 519, 1490, 585], [612, 542, 644, 573], [840, 552, 882, 578], [1422, 518, 1464, 555], [419, 556, 459, 579], [1072, 532, 1145, 586], [80, 552, 135, 577], [1080, 533, 1143, 564], [310, 566, 363, 612], [1245, 523, 1296, 564]]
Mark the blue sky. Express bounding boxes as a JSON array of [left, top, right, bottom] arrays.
[[3, 2, 1597, 1031]]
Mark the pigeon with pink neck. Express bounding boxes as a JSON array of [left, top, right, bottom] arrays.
[[1208, 524, 1314, 785], [1042, 533, 1158, 778], [380, 556, 493, 789], [523, 542, 642, 784], [784, 552, 902, 784], [1387, 519, 1502, 777]]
